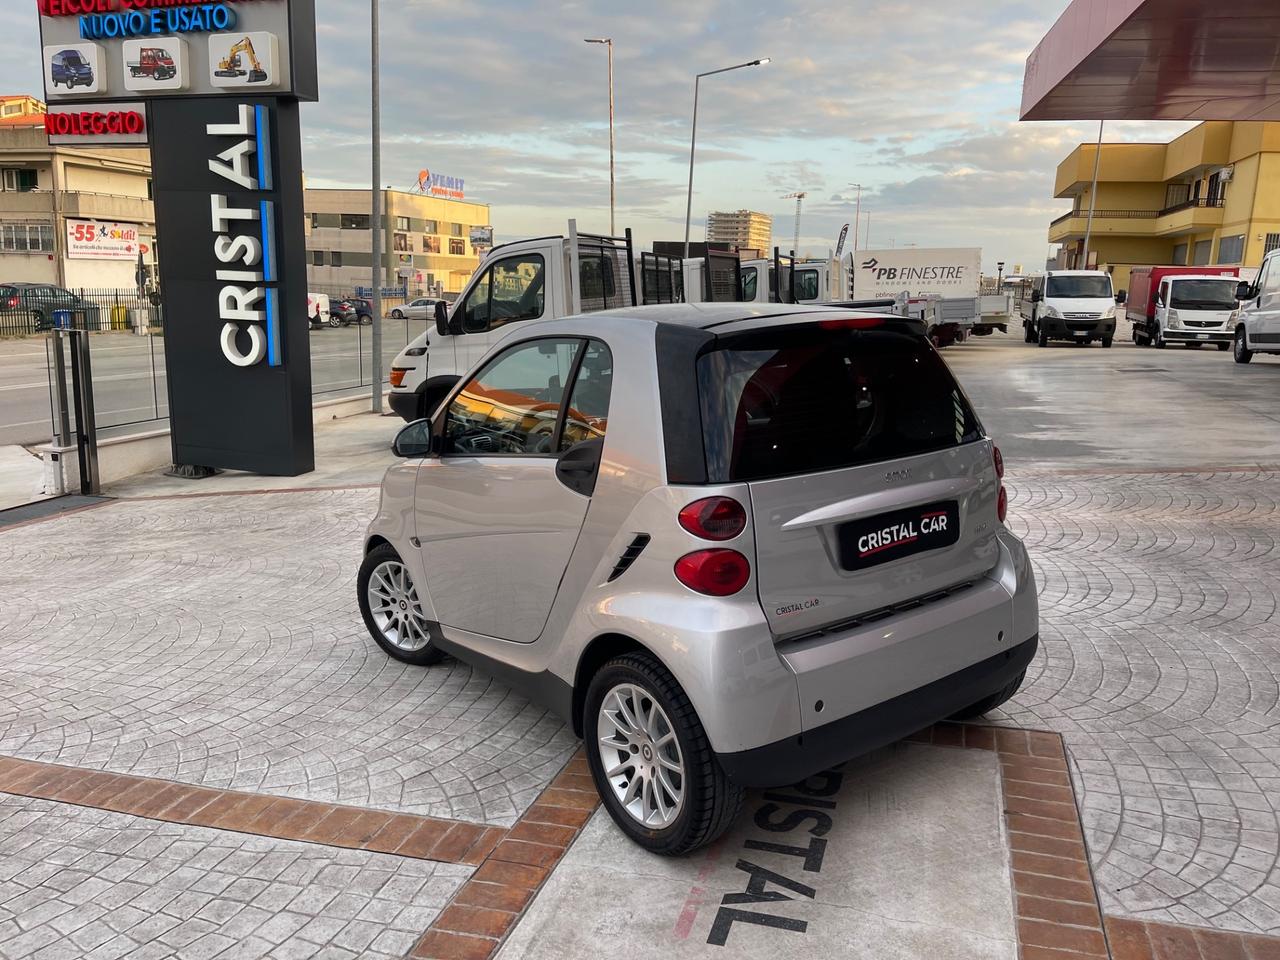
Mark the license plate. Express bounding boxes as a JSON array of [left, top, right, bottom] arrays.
[[836, 500, 961, 571], [1196, 334, 1209, 339], [1073, 330, 1088, 337]]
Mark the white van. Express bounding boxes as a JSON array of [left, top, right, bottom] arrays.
[[1232, 249, 1280, 364], [1020, 270, 1118, 347], [388, 222, 681, 421], [306, 293, 330, 329]]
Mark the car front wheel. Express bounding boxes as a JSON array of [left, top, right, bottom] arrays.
[[585, 652, 744, 856], [1234, 327, 1254, 364], [391, 309, 404, 319], [357, 544, 445, 666]]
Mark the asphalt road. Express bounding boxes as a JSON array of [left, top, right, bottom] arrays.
[[0, 320, 428, 447]]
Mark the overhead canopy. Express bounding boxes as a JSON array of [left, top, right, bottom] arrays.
[[1021, 0, 1280, 121]]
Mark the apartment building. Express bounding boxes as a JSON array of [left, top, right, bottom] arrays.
[[1048, 121, 1280, 290], [705, 209, 772, 254], [305, 189, 491, 296], [0, 100, 154, 288]]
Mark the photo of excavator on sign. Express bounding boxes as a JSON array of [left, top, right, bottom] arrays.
[[214, 37, 268, 84]]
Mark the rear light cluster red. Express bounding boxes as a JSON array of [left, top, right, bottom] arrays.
[[675, 496, 750, 596], [4, 297, 17, 309], [994, 444, 1008, 523]]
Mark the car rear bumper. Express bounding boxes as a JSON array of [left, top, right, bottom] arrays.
[[716, 634, 1037, 787]]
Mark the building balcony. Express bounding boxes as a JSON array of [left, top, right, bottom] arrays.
[[1048, 198, 1224, 242], [62, 191, 154, 224]]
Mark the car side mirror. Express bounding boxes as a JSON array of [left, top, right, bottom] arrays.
[[1031, 290, 1042, 302], [392, 418, 435, 458], [1115, 290, 1126, 305], [434, 301, 450, 336], [1237, 280, 1254, 301]]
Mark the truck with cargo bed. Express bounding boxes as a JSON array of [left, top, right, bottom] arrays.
[[1126, 265, 1240, 349]]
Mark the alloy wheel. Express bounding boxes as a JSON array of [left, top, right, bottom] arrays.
[[597, 683, 685, 829], [365, 560, 432, 651]]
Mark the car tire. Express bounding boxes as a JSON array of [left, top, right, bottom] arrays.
[[1155, 328, 1166, 349], [1102, 336, 1113, 348], [1234, 327, 1253, 364], [1037, 327, 1049, 347], [357, 544, 446, 666], [391, 309, 404, 319], [1217, 342, 1231, 352], [948, 669, 1026, 721], [585, 651, 744, 856], [327, 315, 341, 327]]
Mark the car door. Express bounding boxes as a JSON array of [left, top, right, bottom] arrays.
[[453, 253, 546, 374], [1155, 280, 1170, 337], [1255, 259, 1280, 349], [414, 336, 611, 642]]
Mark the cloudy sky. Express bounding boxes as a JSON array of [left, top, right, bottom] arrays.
[[5, 0, 1196, 272]]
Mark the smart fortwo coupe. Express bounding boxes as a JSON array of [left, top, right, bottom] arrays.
[[358, 303, 1039, 854]]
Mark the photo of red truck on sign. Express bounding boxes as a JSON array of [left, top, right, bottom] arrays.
[[122, 37, 188, 92]]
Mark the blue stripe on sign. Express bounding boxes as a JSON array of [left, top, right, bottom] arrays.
[[266, 287, 281, 367], [259, 200, 275, 282], [254, 105, 273, 191]]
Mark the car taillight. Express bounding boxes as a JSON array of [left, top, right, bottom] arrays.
[[994, 444, 1007, 522], [997, 486, 1008, 523], [993, 444, 1004, 480], [678, 497, 747, 540], [389, 369, 406, 387], [674, 549, 750, 596], [818, 316, 884, 330], [5, 297, 16, 309]]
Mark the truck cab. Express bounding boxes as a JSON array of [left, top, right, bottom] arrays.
[[1126, 266, 1240, 350], [388, 222, 681, 422], [1022, 269, 1118, 348]]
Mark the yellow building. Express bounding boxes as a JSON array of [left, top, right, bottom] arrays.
[[305, 188, 491, 296], [1047, 122, 1280, 291]]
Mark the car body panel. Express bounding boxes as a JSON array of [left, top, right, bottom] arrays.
[[1237, 251, 1280, 353], [365, 303, 1037, 771]]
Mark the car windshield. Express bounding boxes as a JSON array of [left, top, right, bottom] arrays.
[[1169, 279, 1238, 311], [1046, 275, 1112, 299], [697, 322, 983, 483], [64, 53, 86, 67]]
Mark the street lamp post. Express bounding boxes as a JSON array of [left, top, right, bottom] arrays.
[[1082, 119, 1104, 269], [584, 38, 615, 235], [683, 57, 770, 259], [370, 0, 383, 413], [996, 260, 1005, 289], [848, 183, 863, 257]]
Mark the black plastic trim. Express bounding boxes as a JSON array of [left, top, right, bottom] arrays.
[[655, 323, 714, 484], [430, 629, 574, 724], [607, 534, 651, 582], [716, 635, 1039, 789]]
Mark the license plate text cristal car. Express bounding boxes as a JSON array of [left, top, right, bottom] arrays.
[[835, 500, 961, 571]]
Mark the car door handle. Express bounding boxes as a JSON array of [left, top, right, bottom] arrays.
[[555, 438, 604, 496]]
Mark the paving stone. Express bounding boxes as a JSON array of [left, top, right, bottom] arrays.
[[0, 793, 470, 959]]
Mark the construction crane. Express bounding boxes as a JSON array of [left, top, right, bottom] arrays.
[[215, 37, 268, 84], [780, 192, 807, 257]]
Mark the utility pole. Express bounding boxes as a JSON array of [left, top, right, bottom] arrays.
[[781, 192, 806, 257], [863, 209, 871, 249], [584, 38, 615, 234], [1082, 119, 1104, 270], [847, 183, 863, 257], [370, 0, 383, 412]]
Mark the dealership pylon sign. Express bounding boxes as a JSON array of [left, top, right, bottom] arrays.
[[34, 0, 319, 476]]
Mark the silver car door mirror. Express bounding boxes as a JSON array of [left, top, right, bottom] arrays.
[[393, 418, 435, 458]]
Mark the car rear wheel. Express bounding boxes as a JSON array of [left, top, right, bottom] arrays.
[[949, 669, 1026, 721], [1024, 323, 1035, 344], [1102, 336, 1113, 348], [1234, 327, 1253, 364], [391, 309, 404, 319], [585, 652, 744, 856], [357, 544, 445, 666], [1037, 326, 1049, 347]]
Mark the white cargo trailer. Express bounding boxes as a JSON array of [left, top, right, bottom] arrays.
[[850, 247, 982, 346]]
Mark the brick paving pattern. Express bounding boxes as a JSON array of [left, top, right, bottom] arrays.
[[0, 491, 579, 827], [0, 791, 471, 960], [997, 470, 1280, 935]]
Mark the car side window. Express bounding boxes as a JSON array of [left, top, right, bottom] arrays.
[[444, 338, 581, 456], [742, 267, 758, 301], [1262, 260, 1280, 303], [456, 255, 545, 335], [559, 340, 613, 452]]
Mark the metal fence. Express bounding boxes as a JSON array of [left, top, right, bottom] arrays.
[[0, 287, 159, 338]]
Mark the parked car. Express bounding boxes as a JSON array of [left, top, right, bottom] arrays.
[[50, 49, 94, 89], [358, 303, 1038, 855], [1232, 249, 1280, 364], [1126, 266, 1240, 350], [2, 283, 98, 329], [347, 297, 375, 325], [307, 293, 331, 328], [329, 299, 358, 326], [390, 297, 447, 321]]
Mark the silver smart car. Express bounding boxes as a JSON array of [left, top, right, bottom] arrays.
[[359, 303, 1039, 854]]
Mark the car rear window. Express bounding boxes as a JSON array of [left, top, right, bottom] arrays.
[[697, 323, 983, 482]]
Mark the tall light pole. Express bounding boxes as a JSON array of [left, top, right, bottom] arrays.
[[780, 192, 806, 257], [370, 0, 383, 412], [584, 38, 615, 235], [1082, 119, 1104, 270], [684, 57, 770, 258], [848, 183, 863, 256]]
